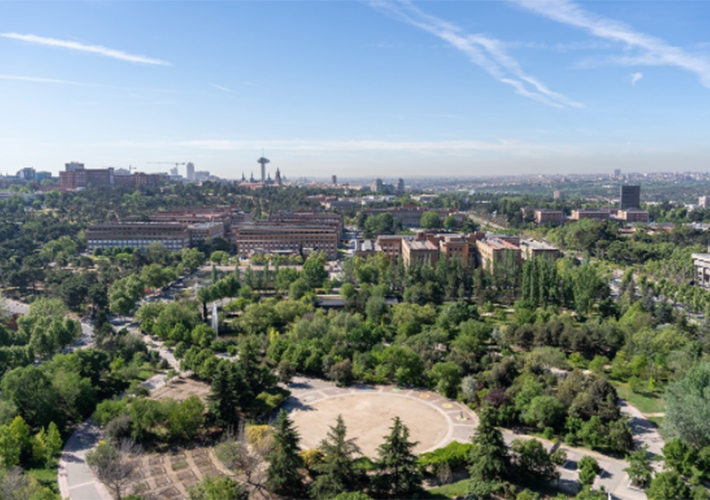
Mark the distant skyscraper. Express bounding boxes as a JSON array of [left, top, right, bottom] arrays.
[[274, 168, 283, 187], [553, 190, 562, 200], [620, 185, 641, 209], [65, 161, 84, 172], [186, 162, 195, 181], [16, 167, 35, 181], [257, 156, 270, 183], [332, 175, 337, 186], [614, 169, 621, 178], [396, 178, 405, 194]]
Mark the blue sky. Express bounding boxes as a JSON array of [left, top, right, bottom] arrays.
[[2, 1, 710, 179]]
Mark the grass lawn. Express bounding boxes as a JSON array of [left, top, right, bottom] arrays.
[[647, 416, 665, 428], [428, 479, 473, 498], [613, 382, 665, 415]]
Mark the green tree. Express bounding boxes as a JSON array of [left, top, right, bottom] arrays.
[[429, 361, 461, 399], [187, 476, 248, 500], [108, 274, 145, 315], [647, 471, 690, 500], [0, 423, 21, 467], [310, 415, 364, 499], [468, 408, 509, 482], [662, 439, 697, 477], [510, 438, 559, 486], [577, 456, 600, 487], [625, 445, 653, 488], [275, 267, 300, 292], [45, 422, 62, 463], [168, 396, 205, 442], [443, 215, 458, 231], [664, 360, 710, 447], [523, 395, 565, 430], [302, 252, 328, 288], [289, 278, 311, 300], [182, 248, 206, 270], [420, 211, 440, 229], [265, 410, 305, 497], [208, 361, 244, 428], [1, 366, 60, 429], [374, 416, 422, 499]]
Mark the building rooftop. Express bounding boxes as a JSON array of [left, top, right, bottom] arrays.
[[405, 240, 438, 251], [520, 239, 557, 250], [483, 238, 521, 251]]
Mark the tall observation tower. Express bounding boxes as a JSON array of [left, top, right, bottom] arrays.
[[257, 156, 270, 183]]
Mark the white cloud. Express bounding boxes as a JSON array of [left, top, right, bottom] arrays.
[[630, 72, 643, 85], [173, 138, 571, 157], [209, 83, 231, 92], [371, 1, 582, 108], [0, 32, 170, 66], [0, 73, 88, 86], [509, 0, 710, 88]]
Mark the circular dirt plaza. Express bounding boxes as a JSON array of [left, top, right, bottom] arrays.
[[286, 379, 478, 458]]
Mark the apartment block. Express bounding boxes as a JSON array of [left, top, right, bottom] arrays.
[[87, 222, 189, 253], [534, 209, 564, 226], [616, 209, 650, 223], [476, 237, 522, 271], [186, 222, 226, 245], [234, 223, 339, 259], [402, 239, 439, 268], [60, 167, 164, 190], [693, 251, 710, 288], [364, 205, 464, 228], [268, 211, 344, 234], [570, 209, 611, 221], [519, 239, 561, 261]]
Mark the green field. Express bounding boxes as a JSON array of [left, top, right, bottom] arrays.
[[613, 382, 666, 415], [428, 479, 473, 498]]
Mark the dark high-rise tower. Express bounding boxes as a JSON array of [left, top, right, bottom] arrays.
[[620, 185, 641, 209]]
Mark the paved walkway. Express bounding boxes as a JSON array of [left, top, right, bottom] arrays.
[[286, 376, 656, 500], [57, 323, 182, 500]]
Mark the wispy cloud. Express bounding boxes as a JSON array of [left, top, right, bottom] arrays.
[[173, 138, 571, 157], [371, 0, 582, 108], [630, 72, 643, 85], [0, 32, 170, 66], [0, 73, 88, 86], [509, 0, 710, 88], [209, 83, 231, 92]]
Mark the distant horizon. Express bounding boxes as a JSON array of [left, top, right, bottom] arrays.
[[3, 1, 710, 178]]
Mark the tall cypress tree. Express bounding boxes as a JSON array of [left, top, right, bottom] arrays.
[[468, 408, 510, 482], [374, 417, 422, 499], [207, 361, 242, 428], [266, 410, 305, 497], [310, 415, 365, 499]]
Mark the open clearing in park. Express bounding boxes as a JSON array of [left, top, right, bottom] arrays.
[[290, 391, 453, 457]]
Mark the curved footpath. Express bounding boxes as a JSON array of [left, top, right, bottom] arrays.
[[287, 376, 664, 500]]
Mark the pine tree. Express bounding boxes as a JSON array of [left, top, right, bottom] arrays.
[[468, 408, 509, 482], [265, 410, 305, 497], [310, 415, 364, 499], [207, 362, 242, 428], [374, 417, 422, 498]]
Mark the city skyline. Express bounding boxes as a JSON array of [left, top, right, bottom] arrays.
[[3, 1, 710, 177]]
